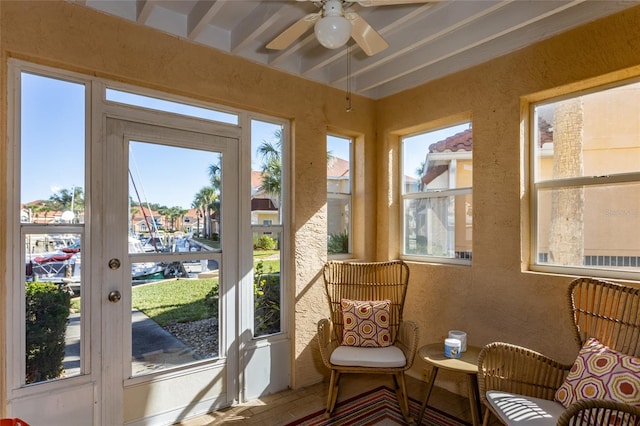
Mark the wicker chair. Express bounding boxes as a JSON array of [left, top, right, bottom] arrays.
[[317, 260, 419, 422], [477, 277, 640, 426]]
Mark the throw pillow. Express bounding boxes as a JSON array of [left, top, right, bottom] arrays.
[[555, 337, 640, 408], [340, 299, 392, 347]]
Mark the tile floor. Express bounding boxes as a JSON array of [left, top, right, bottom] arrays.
[[176, 373, 496, 425]]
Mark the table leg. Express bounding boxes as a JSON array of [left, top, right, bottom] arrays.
[[467, 373, 482, 426], [417, 366, 439, 425]]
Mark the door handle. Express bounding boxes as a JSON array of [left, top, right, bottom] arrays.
[[108, 290, 121, 303]]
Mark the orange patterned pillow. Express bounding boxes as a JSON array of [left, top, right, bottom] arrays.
[[555, 337, 640, 410], [340, 299, 392, 347]]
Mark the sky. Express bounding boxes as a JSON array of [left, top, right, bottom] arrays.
[[20, 73, 281, 210], [20, 72, 466, 210]]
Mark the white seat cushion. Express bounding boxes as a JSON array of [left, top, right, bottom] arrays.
[[330, 345, 406, 368], [486, 391, 566, 426]]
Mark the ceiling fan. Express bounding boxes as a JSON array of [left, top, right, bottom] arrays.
[[267, 0, 436, 56]]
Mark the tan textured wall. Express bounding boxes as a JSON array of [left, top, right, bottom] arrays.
[[0, 0, 377, 398], [377, 5, 640, 395]]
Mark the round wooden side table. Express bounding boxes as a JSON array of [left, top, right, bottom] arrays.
[[417, 342, 483, 426]]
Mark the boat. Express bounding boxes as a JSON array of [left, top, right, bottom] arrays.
[[129, 237, 167, 281]]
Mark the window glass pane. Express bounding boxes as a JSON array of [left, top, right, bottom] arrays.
[[25, 232, 81, 384], [536, 183, 640, 272], [129, 142, 221, 252], [21, 73, 85, 224], [251, 120, 283, 225], [402, 122, 472, 261], [253, 231, 281, 337], [403, 123, 472, 193], [534, 82, 640, 181], [128, 141, 222, 376], [131, 257, 220, 377], [404, 194, 472, 259], [106, 88, 238, 125], [21, 72, 86, 386], [327, 135, 351, 255], [327, 135, 351, 193], [327, 198, 350, 254]]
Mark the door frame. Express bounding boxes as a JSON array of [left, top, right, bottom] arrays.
[[99, 114, 240, 425]]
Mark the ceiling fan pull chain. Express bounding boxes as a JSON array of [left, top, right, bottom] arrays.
[[346, 44, 353, 112]]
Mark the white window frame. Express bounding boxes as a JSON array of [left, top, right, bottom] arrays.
[[246, 115, 289, 341], [400, 123, 473, 265], [529, 80, 640, 281]]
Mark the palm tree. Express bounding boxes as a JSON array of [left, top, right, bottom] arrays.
[[193, 187, 217, 239], [167, 206, 187, 231], [191, 201, 203, 237], [416, 160, 426, 191], [208, 158, 222, 234], [208, 161, 221, 193], [257, 129, 283, 214], [548, 98, 584, 265]]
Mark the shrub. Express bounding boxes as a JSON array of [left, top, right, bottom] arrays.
[[328, 232, 349, 254], [253, 235, 277, 250], [204, 284, 219, 319], [253, 261, 280, 336], [25, 281, 71, 383]]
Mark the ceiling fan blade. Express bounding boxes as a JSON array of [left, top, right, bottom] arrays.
[[354, 0, 441, 6], [267, 13, 320, 50], [348, 12, 388, 56]]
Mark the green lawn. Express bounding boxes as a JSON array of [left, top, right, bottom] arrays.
[[73, 253, 278, 326], [131, 278, 217, 326], [254, 250, 280, 273]]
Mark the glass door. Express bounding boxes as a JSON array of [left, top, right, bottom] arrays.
[[102, 118, 238, 425]]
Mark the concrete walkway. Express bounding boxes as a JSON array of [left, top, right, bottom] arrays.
[[63, 310, 198, 377]]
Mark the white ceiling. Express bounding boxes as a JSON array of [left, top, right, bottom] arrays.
[[73, 0, 638, 100]]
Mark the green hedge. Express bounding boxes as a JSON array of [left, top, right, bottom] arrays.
[[25, 281, 71, 384], [254, 261, 280, 336]]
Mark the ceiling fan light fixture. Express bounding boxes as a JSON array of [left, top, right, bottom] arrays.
[[315, 15, 351, 49]]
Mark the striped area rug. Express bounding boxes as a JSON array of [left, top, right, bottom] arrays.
[[285, 386, 470, 426]]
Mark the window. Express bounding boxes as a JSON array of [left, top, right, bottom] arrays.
[[531, 81, 640, 279], [251, 119, 285, 337], [401, 122, 473, 263], [20, 72, 87, 384], [327, 135, 352, 256], [106, 88, 238, 125]]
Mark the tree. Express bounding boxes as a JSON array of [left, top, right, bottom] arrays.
[[166, 206, 187, 231], [191, 201, 204, 237], [548, 98, 584, 265], [31, 202, 53, 224], [257, 129, 283, 214], [49, 187, 84, 214], [416, 160, 426, 191], [207, 159, 222, 234], [193, 187, 217, 239]]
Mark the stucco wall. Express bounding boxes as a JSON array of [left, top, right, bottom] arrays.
[[377, 4, 640, 395]]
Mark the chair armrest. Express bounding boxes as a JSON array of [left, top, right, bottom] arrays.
[[477, 342, 573, 403], [395, 320, 419, 369], [317, 318, 340, 369], [557, 399, 640, 426]]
